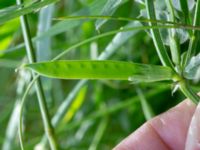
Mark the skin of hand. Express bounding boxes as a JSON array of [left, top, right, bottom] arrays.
[[113, 100, 196, 150]]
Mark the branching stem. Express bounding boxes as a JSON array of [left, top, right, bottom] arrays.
[[16, 0, 58, 149]]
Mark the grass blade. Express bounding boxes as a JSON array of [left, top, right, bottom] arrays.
[[2, 101, 20, 150], [179, 0, 191, 25], [37, 0, 107, 39], [88, 116, 108, 150], [36, 4, 54, 61], [62, 85, 88, 124], [136, 87, 154, 120], [0, 0, 58, 25], [1, 0, 108, 53], [165, 0, 181, 67], [4, 15, 200, 54], [52, 25, 180, 61], [145, 0, 174, 69], [183, 0, 200, 67], [36, 4, 55, 105], [98, 22, 141, 60], [0, 59, 21, 68], [95, 0, 128, 30]]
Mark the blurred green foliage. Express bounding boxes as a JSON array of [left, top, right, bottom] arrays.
[[0, 0, 200, 150]]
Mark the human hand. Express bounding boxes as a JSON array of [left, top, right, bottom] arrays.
[[114, 100, 196, 150]]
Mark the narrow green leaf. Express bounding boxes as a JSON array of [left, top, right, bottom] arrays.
[[88, 116, 108, 150], [0, 0, 58, 25], [37, 0, 107, 39], [98, 21, 141, 60], [0, 5, 21, 16], [0, 59, 21, 68], [2, 101, 20, 150], [165, 0, 181, 66], [136, 87, 155, 120], [171, 0, 195, 11], [183, 0, 200, 67], [24, 60, 174, 82], [135, 0, 145, 5], [1, 0, 107, 52], [145, 0, 174, 69], [179, 0, 191, 25], [139, 8, 189, 46], [95, 0, 128, 30], [36, 4, 54, 61], [36, 4, 55, 105], [4, 14, 200, 54]]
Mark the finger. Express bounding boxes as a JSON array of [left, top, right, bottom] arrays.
[[149, 100, 196, 150], [185, 99, 200, 150], [113, 100, 196, 150], [113, 122, 170, 150]]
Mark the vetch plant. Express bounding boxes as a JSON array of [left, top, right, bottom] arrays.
[[0, 0, 200, 149]]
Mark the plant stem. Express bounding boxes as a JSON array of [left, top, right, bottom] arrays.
[[16, 0, 58, 149], [183, 0, 200, 67], [165, 0, 181, 68], [179, 80, 200, 104], [145, 0, 174, 69], [179, 0, 200, 104]]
